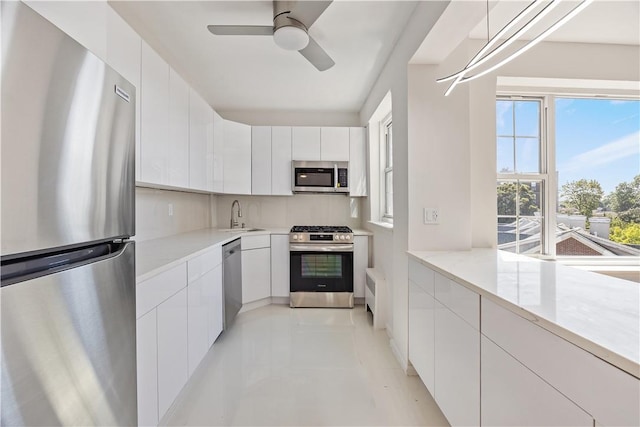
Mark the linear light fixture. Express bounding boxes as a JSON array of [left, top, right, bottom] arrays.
[[438, 0, 594, 96]]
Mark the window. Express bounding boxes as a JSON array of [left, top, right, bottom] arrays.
[[496, 95, 640, 259], [382, 114, 393, 221]]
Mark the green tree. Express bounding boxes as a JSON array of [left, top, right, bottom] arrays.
[[497, 182, 538, 220], [610, 223, 640, 244], [561, 179, 604, 218], [609, 175, 640, 212]]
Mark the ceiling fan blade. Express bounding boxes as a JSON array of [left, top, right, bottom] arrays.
[[290, 1, 332, 28], [299, 36, 334, 71], [207, 25, 274, 36]]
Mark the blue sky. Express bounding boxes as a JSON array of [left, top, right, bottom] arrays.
[[497, 98, 640, 195]]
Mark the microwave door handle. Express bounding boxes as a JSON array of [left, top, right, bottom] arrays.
[[334, 164, 338, 189]]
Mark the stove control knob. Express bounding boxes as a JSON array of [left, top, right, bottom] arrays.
[[346, 235, 351, 240], [293, 235, 298, 240], [340, 235, 346, 240], [334, 235, 339, 241]]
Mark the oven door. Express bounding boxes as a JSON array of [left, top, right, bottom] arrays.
[[289, 245, 353, 293]]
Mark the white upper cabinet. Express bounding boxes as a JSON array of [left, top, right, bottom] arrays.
[[223, 120, 252, 195], [271, 127, 293, 196], [168, 69, 190, 188], [140, 41, 170, 185], [251, 126, 272, 195], [189, 90, 213, 191], [292, 127, 321, 160], [349, 127, 367, 197], [320, 127, 350, 161], [212, 111, 225, 193]]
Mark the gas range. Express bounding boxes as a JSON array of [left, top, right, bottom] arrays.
[[289, 225, 353, 244]]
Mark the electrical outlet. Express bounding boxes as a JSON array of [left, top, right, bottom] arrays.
[[168, 203, 174, 217], [423, 208, 439, 224]]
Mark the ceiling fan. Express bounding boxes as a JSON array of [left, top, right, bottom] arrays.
[[207, 0, 335, 71]]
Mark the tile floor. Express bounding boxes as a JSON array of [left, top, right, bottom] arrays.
[[163, 304, 449, 426]]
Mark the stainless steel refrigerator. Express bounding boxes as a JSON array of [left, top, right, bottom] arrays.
[[1, 2, 137, 425]]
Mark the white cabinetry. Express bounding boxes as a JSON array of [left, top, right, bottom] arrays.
[[349, 127, 367, 197], [481, 335, 593, 427], [207, 264, 224, 346], [140, 41, 169, 185], [251, 126, 272, 195], [168, 69, 190, 188], [190, 90, 214, 191], [223, 120, 252, 194], [212, 111, 225, 193], [320, 127, 349, 161], [270, 234, 290, 297], [241, 235, 271, 304], [156, 288, 189, 418], [136, 309, 158, 427], [353, 236, 368, 298], [271, 127, 293, 196], [408, 260, 435, 394], [292, 127, 321, 160]]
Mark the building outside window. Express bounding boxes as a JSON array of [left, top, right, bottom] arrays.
[[382, 114, 393, 222], [496, 95, 640, 259]]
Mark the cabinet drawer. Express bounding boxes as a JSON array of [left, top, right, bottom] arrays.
[[241, 234, 270, 250], [434, 273, 479, 330], [482, 298, 640, 427], [137, 263, 187, 318], [409, 259, 434, 295], [187, 246, 222, 283]]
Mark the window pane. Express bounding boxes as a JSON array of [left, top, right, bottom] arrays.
[[496, 100, 513, 136], [515, 138, 540, 173], [518, 181, 542, 217], [497, 137, 515, 173], [555, 97, 640, 257], [385, 171, 393, 216], [497, 181, 517, 216], [386, 124, 393, 168], [515, 100, 540, 137]]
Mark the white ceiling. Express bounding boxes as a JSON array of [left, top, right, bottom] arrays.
[[110, 1, 418, 113]]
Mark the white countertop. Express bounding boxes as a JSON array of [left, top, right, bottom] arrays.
[[408, 249, 640, 379], [136, 227, 372, 282]]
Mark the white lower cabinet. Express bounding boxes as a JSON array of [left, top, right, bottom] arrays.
[[434, 300, 480, 427], [206, 264, 224, 346], [242, 247, 271, 303], [187, 274, 209, 376], [353, 235, 368, 298], [481, 335, 593, 427], [157, 288, 189, 419], [136, 309, 158, 427], [270, 234, 290, 297], [408, 280, 435, 394]]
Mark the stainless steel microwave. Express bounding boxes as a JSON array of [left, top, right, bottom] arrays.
[[292, 161, 349, 194]]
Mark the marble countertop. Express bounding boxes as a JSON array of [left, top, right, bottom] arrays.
[[408, 249, 640, 378], [136, 227, 372, 282]]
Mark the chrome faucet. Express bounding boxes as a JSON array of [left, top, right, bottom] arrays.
[[230, 199, 243, 229]]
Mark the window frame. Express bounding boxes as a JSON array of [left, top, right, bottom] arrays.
[[381, 112, 393, 223], [496, 91, 640, 265]]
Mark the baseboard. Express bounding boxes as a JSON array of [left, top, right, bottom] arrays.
[[271, 296, 290, 305], [389, 337, 408, 373], [239, 297, 271, 313]]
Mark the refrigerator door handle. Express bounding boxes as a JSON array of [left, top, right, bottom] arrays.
[[1, 241, 132, 287]]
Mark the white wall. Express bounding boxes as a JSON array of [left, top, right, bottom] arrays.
[[214, 195, 363, 230], [135, 187, 213, 241]]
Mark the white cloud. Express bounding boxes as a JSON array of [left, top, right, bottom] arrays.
[[559, 131, 640, 173]]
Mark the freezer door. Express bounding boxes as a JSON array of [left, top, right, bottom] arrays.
[[1, 1, 135, 257], [1, 242, 137, 426]]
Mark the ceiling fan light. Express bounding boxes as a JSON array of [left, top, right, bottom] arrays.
[[274, 26, 309, 51]]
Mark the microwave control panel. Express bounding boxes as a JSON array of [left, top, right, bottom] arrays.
[[337, 168, 348, 188]]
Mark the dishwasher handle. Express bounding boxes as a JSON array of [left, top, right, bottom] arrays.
[[223, 238, 241, 258]]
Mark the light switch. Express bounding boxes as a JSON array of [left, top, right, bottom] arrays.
[[424, 208, 439, 224]]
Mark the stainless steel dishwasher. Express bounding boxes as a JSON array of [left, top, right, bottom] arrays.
[[223, 238, 242, 330]]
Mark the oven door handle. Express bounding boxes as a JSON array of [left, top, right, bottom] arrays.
[[289, 244, 354, 253]]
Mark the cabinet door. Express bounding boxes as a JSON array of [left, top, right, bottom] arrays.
[[140, 41, 169, 185], [242, 248, 271, 303], [168, 69, 189, 188], [206, 264, 224, 346], [408, 280, 435, 395], [106, 9, 141, 182], [223, 120, 252, 194], [320, 127, 349, 161], [292, 127, 320, 160], [353, 235, 368, 298], [212, 110, 224, 193], [270, 235, 290, 297], [349, 127, 367, 196], [137, 309, 158, 427], [481, 336, 593, 427], [189, 90, 210, 191], [434, 300, 480, 427], [187, 275, 208, 376], [271, 126, 292, 195], [251, 126, 272, 195], [157, 288, 188, 419]]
